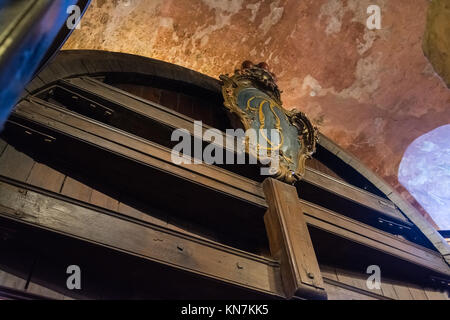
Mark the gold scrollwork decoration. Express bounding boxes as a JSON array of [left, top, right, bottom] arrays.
[[220, 61, 319, 184]]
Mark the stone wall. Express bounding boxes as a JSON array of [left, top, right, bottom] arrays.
[[423, 0, 450, 88]]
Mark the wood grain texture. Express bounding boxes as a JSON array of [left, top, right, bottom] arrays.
[[318, 265, 446, 300], [61, 177, 92, 202], [380, 282, 398, 300], [26, 78, 406, 228], [15, 98, 266, 207], [319, 135, 450, 261], [26, 282, 66, 300], [424, 287, 449, 300], [57, 78, 409, 219], [160, 89, 179, 111], [319, 265, 338, 281], [304, 168, 406, 223], [0, 270, 26, 290], [6, 101, 450, 279], [408, 284, 428, 300], [117, 202, 167, 227], [0, 145, 34, 182], [27, 163, 65, 193], [61, 77, 405, 225], [0, 139, 7, 157], [263, 178, 326, 300], [392, 282, 414, 300], [4, 94, 448, 299], [301, 199, 450, 277], [20, 49, 449, 265], [7, 102, 269, 251], [335, 268, 369, 292], [323, 281, 378, 300], [306, 157, 342, 181], [90, 189, 119, 211], [0, 180, 284, 298], [114, 84, 162, 105]]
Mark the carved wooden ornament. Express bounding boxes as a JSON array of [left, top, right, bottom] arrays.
[[220, 61, 319, 184]]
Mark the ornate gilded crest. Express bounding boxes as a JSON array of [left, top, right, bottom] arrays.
[[220, 61, 319, 184]]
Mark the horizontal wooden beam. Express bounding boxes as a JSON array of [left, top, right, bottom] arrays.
[[13, 98, 266, 207], [0, 178, 284, 298], [9, 97, 449, 278], [8, 98, 269, 250], [303, 168, 408, 223], [301, 200, 450, 277], [263, 178, 326, 300], [59, 76, 407, 224], [60, 77, 238, 153], [318, 134, 450, 263]]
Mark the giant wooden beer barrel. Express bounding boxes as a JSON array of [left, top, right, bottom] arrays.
[[0, 51, 448, 300]]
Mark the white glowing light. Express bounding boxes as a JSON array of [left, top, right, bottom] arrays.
[[398, 125, 450, 230]]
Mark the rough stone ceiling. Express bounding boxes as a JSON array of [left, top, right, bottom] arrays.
[[63, 0, 450, 228]]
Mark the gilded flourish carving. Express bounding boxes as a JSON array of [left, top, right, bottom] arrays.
[[220, 61, 319, 184]]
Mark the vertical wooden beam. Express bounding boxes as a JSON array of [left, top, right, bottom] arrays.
[[263, 178, 327, 300]]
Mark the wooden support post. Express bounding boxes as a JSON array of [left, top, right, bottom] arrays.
[[263, 178, 327, 300]]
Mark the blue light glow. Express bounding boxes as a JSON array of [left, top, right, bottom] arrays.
[[399, 125, 450, 230]]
